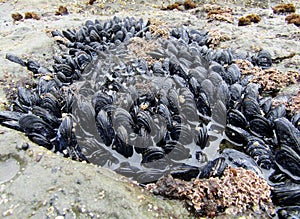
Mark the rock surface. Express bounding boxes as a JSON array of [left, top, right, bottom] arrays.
[[0, 0, 299, 218]]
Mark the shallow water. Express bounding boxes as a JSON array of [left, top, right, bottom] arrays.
[[0, 155, 20, 184]]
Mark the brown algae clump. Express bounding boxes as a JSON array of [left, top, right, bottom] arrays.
[[147, 167, 275, 218], [11, 12, 23, 21], [285, 13, 300, 27], [55, 6, 69, 16], [272, 3, 296, 14], [24, 12, 41, 20], [238, 14, 261, 26], [161, 0, 197, 11]]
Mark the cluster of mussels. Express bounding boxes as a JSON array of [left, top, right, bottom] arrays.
[[1, 16, 300, 217]]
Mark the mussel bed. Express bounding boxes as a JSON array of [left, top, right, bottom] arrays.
[[1, 16, 300, 218]]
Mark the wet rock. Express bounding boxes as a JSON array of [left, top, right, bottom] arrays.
[[0, 126, 189, 218]]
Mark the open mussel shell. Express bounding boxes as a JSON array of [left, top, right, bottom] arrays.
[[275, 145, 300, 182]]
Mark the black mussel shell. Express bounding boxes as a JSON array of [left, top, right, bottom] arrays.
[[162, 140, 190, 161], [221, 148, 263, 177], [241, 96, 261, 121], [272, 181, 300, 206], [95, 110, 115, 146], [275, 145, 300, 182], [170, 163, 200, 181], [198, 157, 227, 179], [113, 125, 134, 158], [227, 109, 248, 129], [225, 125, 250, 145], [249, 114, 273, 138], [19, 114, 55, 138], [259, 97, 272, 115], [252, 50, 272, 69], [245, 137, 273, 170], [274, 118, 300, 154], [267, 104, 286, 124], [291, 112, 300, 131], [195, 123, 208, 149], [141, 146, 165, 164]]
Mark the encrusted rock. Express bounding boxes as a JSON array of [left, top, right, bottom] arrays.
[[147, 167, 275, 218], [204, 4, 234, 23], [238, 60, 300, 94]]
